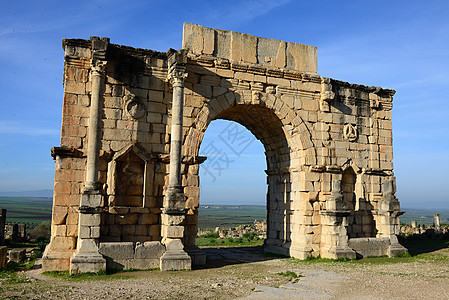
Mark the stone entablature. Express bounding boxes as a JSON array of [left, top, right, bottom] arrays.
[[43, 23, 405, 273]]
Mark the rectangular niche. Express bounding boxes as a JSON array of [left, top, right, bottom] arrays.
[[107, 144, 152, 207], [116, 151, 144, 206]]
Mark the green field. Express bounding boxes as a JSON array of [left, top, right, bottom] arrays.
[[0, 196, 447, 229], [399, 208, 449, 226], [197, 205, 449, 228], [0, 197, 52, 224], [198, 205, 266, 229]]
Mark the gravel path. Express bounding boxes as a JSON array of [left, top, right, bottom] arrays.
[[1, 245, 448, 299]]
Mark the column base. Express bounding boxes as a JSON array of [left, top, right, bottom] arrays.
[[289, 245, 313, 260], [321, 245, 356, 260], [69, 239, 106, 274], [160, 250, 192, 271], [70, 252, 106, 274], [388, 242, 408, 257], [42, 250, 73, 271], [186, 246, 206, 266]]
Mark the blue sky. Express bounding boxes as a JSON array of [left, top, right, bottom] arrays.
[[0, 0, 448, 209]]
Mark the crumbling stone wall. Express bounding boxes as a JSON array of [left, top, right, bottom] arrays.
[[43, 23, 405, 272]]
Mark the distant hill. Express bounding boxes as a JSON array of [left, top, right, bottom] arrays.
[[0, 189, 53, 198]]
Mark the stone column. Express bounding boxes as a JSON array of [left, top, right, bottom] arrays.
[[160, 49, 191, 271], [320, 180, 356, 259], [434, 214, 441, 233], [411, 221, 418, 234], [70, 37, 109, 274], [378, 178, 407, 257]]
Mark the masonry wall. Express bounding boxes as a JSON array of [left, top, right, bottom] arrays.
[[45, 40, 173, 269], [44, 24, 403, 270]]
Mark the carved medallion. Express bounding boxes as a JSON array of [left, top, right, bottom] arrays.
[[124, 95, 146, 120], [343, 124, 358, 141]]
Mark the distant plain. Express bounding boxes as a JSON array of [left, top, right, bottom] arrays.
[[0, 196, 447, 228]]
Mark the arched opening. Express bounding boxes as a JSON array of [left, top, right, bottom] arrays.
[[190, 103, 292, 256], [197, 120, 266, 246]]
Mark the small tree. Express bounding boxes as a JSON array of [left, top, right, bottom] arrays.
[[29, 221, 51, 241]]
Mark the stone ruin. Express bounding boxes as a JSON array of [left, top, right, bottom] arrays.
[[1, 209, 28, 243], [42, 23, 406, 273], [401, 214, 448, 236], [4, 223, 26, 241], [198, 220, 267, 240]]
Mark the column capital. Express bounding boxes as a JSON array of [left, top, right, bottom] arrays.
[[90, 36, 109, 75], [167, 48, 188, 86], [91, 60, 107, 75], [167, 64, 187, 86]]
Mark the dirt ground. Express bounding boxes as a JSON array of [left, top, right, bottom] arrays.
[[1, 243, 448, 300]]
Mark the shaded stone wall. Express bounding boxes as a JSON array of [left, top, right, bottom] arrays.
[[43, 23, 405, 272]]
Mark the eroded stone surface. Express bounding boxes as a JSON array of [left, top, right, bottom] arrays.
[[43, 23, 405, 272]]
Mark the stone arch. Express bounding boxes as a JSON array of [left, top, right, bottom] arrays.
[[182, 87, 317, 256], [184, 89, 316, 166]]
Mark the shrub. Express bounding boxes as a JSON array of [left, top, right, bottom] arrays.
[[29, 221, 51, 240], [203, 232, 219, 239]]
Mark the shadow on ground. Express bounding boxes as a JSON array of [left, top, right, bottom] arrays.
[[194, 245, 285, 270], [399, 235, 449, 256]]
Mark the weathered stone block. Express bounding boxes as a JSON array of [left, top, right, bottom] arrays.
[[135, 241, 165, 259], [99, 242, 134, 260], [8, 248, 26, 263], [348, 237, 390, 258], [164, 226, 184, 238], [79, 213, 101, 227], [138, 213, 158, 225]]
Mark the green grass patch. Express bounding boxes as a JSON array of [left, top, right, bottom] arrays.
[[0, 260, 37, 285], [288, 254, 418, 265], [289, 255, 352, 264], [112, 267, 160, 273], [0, 269, 31, 284], [277, 270, 303, 282], [42, 267, 160, 280], [350, 256, 416, 264], [42, 270, 132, 281]]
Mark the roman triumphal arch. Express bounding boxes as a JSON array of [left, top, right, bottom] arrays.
[[43, 23, 406, 273]]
